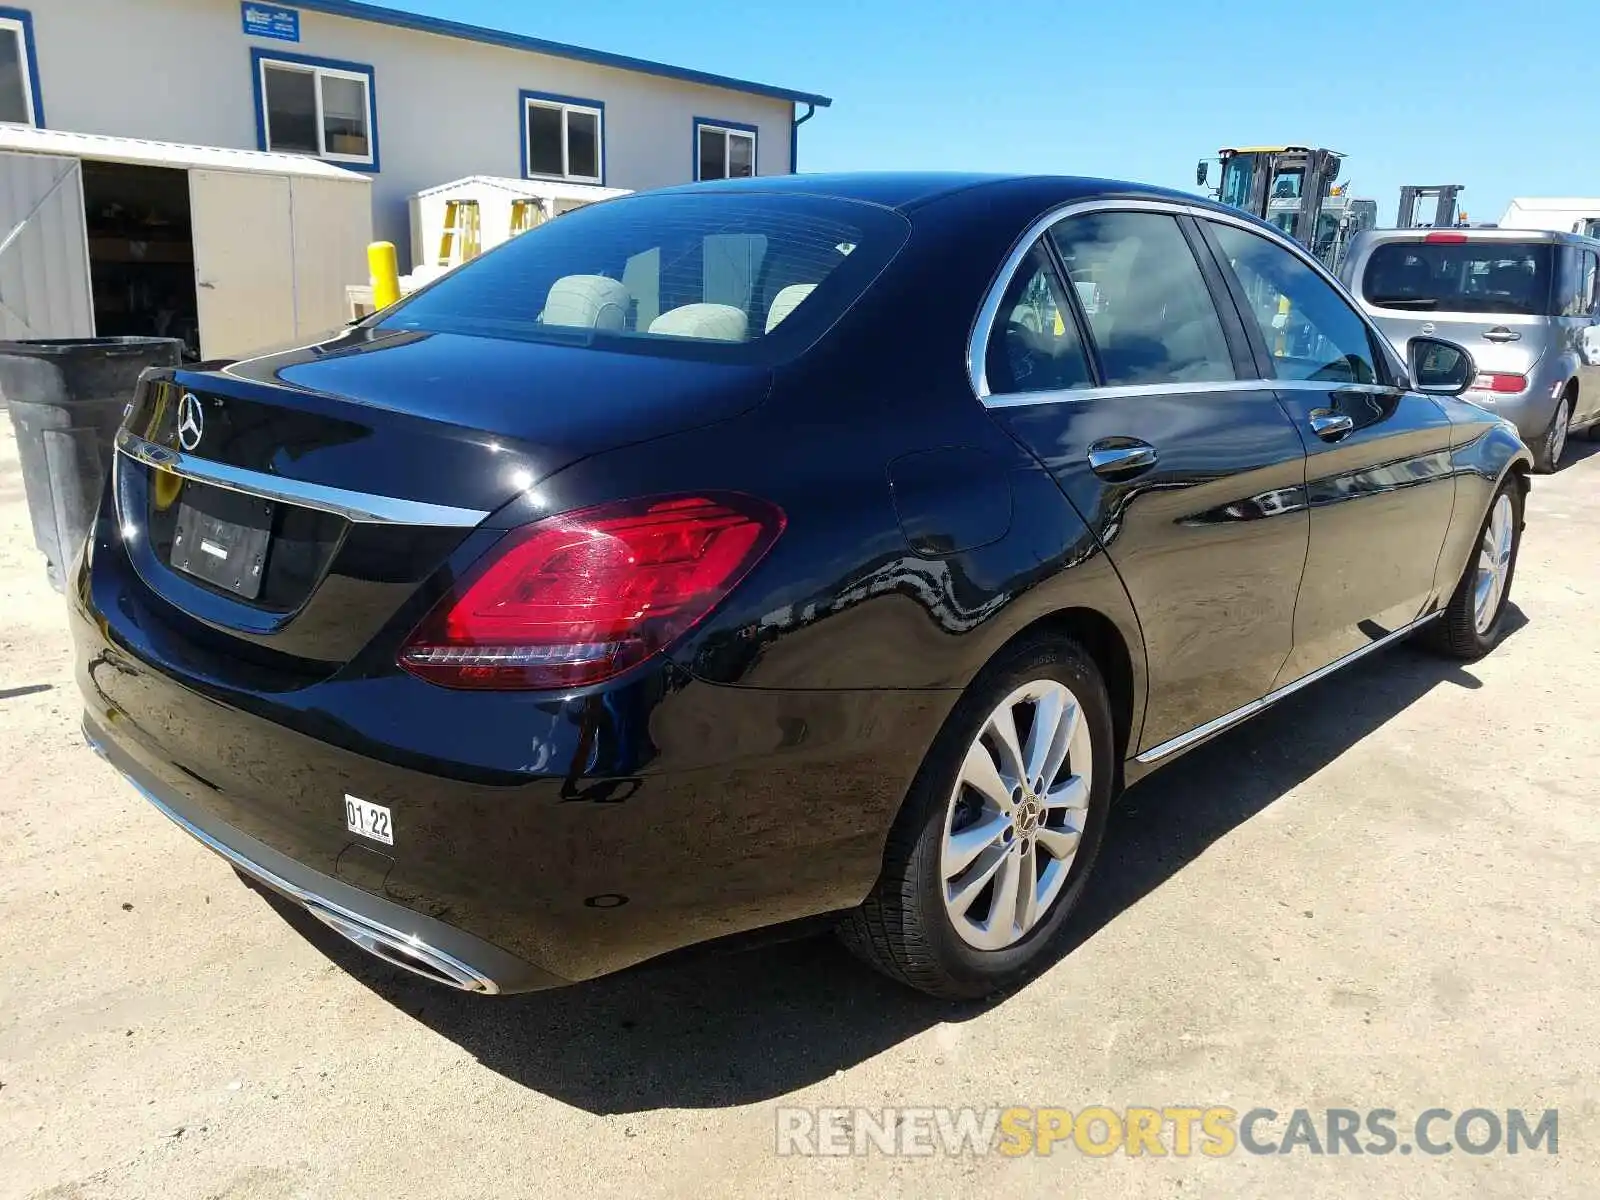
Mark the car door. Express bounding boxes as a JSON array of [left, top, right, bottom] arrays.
[[1199, 217, 1459, 685], [978, 205, 1310, 755]]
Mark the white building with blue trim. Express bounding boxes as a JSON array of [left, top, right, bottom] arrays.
[[9, 0, 831, 261]]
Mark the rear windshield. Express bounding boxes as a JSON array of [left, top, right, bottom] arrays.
[[1361, 241, 1555, 315], [378, 191, 909, 363]]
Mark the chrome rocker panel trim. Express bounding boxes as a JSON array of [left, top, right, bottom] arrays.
[[1135, 610, 1443, 765]]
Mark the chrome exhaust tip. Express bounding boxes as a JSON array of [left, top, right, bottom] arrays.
[[304, 901, 500, 994]]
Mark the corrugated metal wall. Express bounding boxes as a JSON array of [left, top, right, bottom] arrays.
[[0, 153, 95, 340]]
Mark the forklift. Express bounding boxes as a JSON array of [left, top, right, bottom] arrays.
[[1396, 184, 1466, 229], [1195, 146, 1360, 270]]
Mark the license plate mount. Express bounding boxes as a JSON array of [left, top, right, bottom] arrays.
[[170, 484, 274, 600]]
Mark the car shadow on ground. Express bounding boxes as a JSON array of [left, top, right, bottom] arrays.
[[260, 611, 1522, 1115], [1557, 437, 1600, 470]]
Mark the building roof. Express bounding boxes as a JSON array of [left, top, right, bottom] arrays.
[[1504, 197, 1600, 209], [412, 174, 629, 204], [294, 0, 833, 109], [0, 124, 371, 180]]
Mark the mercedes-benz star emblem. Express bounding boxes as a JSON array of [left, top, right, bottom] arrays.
[[177, 392, 204, 451]]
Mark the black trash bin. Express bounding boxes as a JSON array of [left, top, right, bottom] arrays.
[[0, 337, 183, 592]]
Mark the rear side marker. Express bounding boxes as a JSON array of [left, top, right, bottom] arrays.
[[398, 493, 786, 690]]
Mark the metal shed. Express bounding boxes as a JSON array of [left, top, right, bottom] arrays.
[[0, 125, 373, 360], [407, 175, 629, 271]]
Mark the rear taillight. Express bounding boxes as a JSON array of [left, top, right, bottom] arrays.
[[1472, 372, 1527, 394], [398, 493, 785, 690], [1424, 232, 1468, 243]]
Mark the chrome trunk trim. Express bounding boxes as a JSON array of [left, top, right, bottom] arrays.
[[114, 429, 491, 528]]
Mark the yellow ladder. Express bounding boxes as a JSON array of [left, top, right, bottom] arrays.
[[437, 199, 482, 267], [510, 198, 546, 237]]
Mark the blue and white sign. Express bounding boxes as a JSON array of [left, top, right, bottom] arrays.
[[241, 3, 300, 42]]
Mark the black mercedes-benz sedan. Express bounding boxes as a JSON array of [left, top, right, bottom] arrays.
[[75, 173, 1532, 1000]]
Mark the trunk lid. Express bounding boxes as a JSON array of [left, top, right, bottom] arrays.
[[114, 325, 770, 674], [1366, 310, 1548, 378]]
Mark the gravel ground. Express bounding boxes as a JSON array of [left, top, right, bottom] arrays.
[[2, 421, 1597, 1199]]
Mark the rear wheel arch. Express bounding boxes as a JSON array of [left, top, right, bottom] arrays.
[[982, 607, 1139, 772]]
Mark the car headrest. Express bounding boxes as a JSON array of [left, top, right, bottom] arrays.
[[1487, 263, 1530, 294], [541, 275, 631, 331], [648, 303, 749, 342], [765, 284, 816, 333]]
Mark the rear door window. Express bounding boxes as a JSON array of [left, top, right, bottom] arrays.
[[380, 192, 909, 363], [1210, 221, 1379, 385], [982, 244, 1092, 396], [1047, 211, 1235, 387], [1557, 246, 1599, 317], [1360, 241, 1556, 316]]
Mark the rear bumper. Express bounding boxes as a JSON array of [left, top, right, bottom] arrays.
[[1462, 364, 1569, 444], [72, 533, 954, 992], [86, 715, 552, 993]]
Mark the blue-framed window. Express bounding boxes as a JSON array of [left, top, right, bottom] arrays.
[[0, 7, 43, 127], [251, 47, 378, 171], [520, 90, 604, 185], [694, 117, 757, 182]]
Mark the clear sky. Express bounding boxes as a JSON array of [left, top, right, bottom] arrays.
[[390, 0, 1594, 224]]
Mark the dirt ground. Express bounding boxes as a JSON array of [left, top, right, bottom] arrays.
[[2, 420, 1598, 1199]]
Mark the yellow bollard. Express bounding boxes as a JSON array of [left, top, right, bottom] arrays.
[[367, 241, 401, 310]]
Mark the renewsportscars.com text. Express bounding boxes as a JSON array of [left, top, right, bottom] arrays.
[[775, 1105, 1558, 1158]]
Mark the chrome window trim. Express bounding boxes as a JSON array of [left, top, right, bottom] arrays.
[[983, 377, 1277, 410], [114, 428, 491, 528], [1135, 609, 1442, 764], [968, 196, 1412, 406], [1271, 379, 1399, 394]]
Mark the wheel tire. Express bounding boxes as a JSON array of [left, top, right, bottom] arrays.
[[1532, 396, 1571, 474], [1425, 477, 1523, 660], [837, 635, 1115, 1000]]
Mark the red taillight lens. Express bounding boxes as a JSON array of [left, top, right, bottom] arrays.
[[1472, 372, 1527, 394], [399, 493, 785, 690], [1424, 231, 1467, 243]]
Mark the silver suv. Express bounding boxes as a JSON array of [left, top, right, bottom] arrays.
[[1342, 227, 1600, 471]]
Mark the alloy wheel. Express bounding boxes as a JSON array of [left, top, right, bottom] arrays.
[[940, 680, 1093, 951], [1473, 491, 1515, 634], [1548, 405, 1569, 468]]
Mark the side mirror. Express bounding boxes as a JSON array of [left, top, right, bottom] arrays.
[[1196, 161, 1208, 188], [1408, 336, 1475, 396]]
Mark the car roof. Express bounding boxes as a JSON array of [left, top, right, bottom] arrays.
[[1353, 226, 1600, 249], [654, 171, 1213, 214]]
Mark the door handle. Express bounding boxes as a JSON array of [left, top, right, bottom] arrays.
[[1087, 440, 1158, 478], [1482, 326, 1521, 343], [1308, 410, 1354, 441]]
